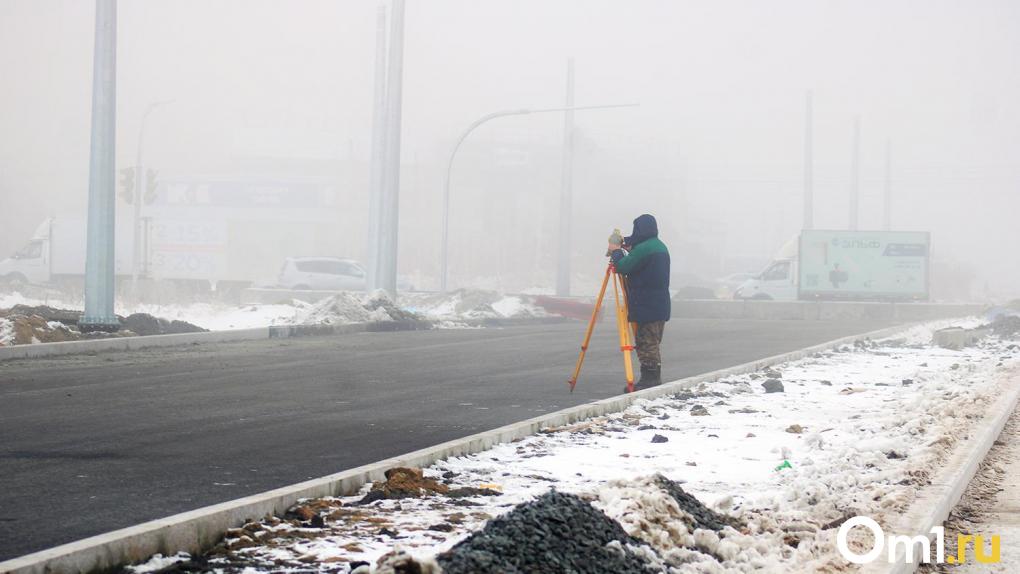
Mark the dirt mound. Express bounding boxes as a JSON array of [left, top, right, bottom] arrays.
[[357, 467, 499, 505], [436, 490, 653, 574], [0, 306, 206, 346], [121, 313, 207, 336]]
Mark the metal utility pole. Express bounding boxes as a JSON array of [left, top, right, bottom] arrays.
[[883, 139, 892, 230], [556, 58, 575, 297], [366, 4, 388, 290], [803, 91, 813, 230], [81, 0, 119, 332], [849, 115, 861, 231], [439, 103, 636, 292], [376, 0, 405, 296]]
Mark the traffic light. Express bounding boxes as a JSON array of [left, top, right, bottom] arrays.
[[144, 168, 158, 205], [119, 167, 136, 204]]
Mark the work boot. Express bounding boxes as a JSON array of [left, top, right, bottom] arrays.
[[635, 365, 662, 391]]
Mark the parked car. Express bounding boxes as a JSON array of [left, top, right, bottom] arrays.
[[714, 272, 756, 299], [278, 257, 367, 291]]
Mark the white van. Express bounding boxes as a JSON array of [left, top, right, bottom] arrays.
[[733, 258, 798, 301]]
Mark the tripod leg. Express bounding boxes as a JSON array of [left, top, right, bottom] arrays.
[[568, 264, 612, 391], [612, 270, 636, 393], [620, 276, 638, 341]]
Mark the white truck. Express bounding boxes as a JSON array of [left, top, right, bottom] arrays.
[[0, 176, 350, 294], [0, 215, 230, 291], [734, 230, 931, 302]]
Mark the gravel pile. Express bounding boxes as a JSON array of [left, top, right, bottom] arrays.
[[436, 490, 653, 574], [992, 314, 1020, 339], [653, 475, 741, 532], [121, 313, 207, 336]]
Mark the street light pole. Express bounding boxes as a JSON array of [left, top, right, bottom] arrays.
[[439, 102, 637, 292], [81, 0, 119, 332]]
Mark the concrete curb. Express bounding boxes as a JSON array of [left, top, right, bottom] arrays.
[[672, 299, 985, 322], [869, 370, 1020, 574], [0, 321, 924, 574], [0, 327, 270, 362], [0, 317, 572, 363]]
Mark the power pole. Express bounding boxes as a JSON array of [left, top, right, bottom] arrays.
[[377, 0, 405, 296], [883, 139, 892, 230], [803, 91, 813, 230], [366, 3, 388, 291], [849, 115, 860, 231], [81, 0, 119, 332], [556, 58, 575, 297]]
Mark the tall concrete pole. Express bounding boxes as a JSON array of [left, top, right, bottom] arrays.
[[377, 0, 405, 296], [850, 115, 861, 231], [803, 91, 813, 230], [556, 58, 575, 297], [81, 0, 119, 332], [883, 139, 892, 230], [366, 4, 388, 290]]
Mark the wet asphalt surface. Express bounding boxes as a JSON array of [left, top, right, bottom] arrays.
[[0, 318, 897, 560]]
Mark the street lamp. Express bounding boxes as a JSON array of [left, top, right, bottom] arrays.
[[439, 103, 637, 292]]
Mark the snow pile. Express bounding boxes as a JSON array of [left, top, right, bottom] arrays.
[[0, 317, 13, 346], [400, 289, 547, 320], [295, 291, 423, 326], [126, 320, 1020, 573]]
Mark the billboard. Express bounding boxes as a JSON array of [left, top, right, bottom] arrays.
[[798, 230, 930, 301]]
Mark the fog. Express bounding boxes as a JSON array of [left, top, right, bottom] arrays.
[[2, 0, 1018, 299]]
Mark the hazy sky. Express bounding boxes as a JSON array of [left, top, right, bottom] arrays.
[[1, 0, 1018, 296]]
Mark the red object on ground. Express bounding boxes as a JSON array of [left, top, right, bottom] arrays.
[[533, 296, 596, 321]]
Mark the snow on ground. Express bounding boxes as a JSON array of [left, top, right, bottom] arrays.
[[131, 301, 307, 330], [127, 319, 1020, 573], [0, 288, 546, 342], [0, 316, 13, 346]]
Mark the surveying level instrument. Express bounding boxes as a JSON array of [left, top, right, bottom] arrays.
[[568, 252, 638, 393]]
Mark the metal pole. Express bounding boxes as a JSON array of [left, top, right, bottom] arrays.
[[556, 58, 575, 297], [366, 3, 388, 290], [803, 90, 813, 230], [81, 0, 119, 332], [378, 0, 405, 296], [850, 115, 860, 231], [439, 103, 637, 292], [883, 138, 892, 231]]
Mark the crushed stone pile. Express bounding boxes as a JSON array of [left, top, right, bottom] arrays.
[[121, 313, 207, 336], [991, 314, 1020, 339], [436, 490, 654, 574], [652, 475, 741, 532]]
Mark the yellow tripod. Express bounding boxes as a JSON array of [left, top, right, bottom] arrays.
[[568, 262, 638, 393]]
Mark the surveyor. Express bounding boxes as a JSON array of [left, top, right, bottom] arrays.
[[608, 214, 671, 390]]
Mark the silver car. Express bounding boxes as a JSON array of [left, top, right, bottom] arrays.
[[277, 257, 367, 291]]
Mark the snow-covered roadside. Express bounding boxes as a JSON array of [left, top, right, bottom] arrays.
[[127, 319, 1020, 573], [0, 288, 548, 344]]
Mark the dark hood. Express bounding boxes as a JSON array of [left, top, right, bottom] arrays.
[[625, 214, 658, 246]]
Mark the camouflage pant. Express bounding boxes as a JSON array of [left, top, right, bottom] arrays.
[[635, 321, 665, 369]]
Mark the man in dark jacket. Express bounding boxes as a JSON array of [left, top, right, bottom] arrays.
[[609, 214, 670, 389]]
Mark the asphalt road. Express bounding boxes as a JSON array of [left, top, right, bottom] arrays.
[[0, 318, 897, 560]]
